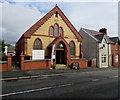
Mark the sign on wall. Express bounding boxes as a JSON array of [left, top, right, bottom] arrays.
[[32, 50, 44, 60]]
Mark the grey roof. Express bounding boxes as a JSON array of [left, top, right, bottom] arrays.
[[109, 37, 119, 44], [8, 46, 15, 52], [105, 36, 115, 44], [81, 28, 102, 36], [81, 28, 114, 44], [95, 35, 104, 41]]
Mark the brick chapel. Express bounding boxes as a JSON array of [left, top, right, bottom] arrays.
[[16, 5, 89, 70]]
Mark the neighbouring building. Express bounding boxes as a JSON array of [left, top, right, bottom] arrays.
[[79, 28, 116, 68], [109, 37, 120, 67], [16, 5, 88, 70], [4, 45, 16, 56]]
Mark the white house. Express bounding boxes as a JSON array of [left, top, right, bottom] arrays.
[[79, 28, 114, 68], [4, 45, 16, 56]]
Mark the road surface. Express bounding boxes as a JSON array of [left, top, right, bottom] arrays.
[[1, 68, 119, 99]]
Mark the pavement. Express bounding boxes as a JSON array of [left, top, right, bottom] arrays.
[[0, 66, 118, 81]]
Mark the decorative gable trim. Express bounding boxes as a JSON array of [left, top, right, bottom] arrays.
[[17, 4, 82, 44]]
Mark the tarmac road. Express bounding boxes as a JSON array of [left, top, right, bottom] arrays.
[[1, 68, 119, 99]]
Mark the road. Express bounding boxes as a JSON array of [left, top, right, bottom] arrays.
[[1, 68, 119, 99]]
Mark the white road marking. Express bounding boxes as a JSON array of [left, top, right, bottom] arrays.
[[92, 79, 100, 81], [0, 83, 73, 97]]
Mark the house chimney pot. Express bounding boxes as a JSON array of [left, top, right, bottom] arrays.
[[99, 28, 107, 34]]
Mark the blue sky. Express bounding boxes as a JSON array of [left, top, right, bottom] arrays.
[[0, 1, 118, 45]]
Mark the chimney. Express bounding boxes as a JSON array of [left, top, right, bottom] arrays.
[[99, 28, 107, 34]]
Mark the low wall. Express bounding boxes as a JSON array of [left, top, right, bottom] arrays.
[[0, 56, 12, 71], [20, 55, 51, 70], [0, 61, 8, 71], [70, 59, 88, 68], [91, 61, 95, 68]]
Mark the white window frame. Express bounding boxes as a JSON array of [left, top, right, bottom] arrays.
[[101, 54, 106, 63]]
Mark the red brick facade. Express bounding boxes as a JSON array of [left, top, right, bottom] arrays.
[[20, 55, 51, 70], [111, 44, 119, 67], [0, 56, 12, 71], [70, 59, 88, 68]]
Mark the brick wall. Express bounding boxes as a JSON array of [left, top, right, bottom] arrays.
[[20, 55, 51, 70], [70, 59, 89, 68], [111, 44, 119, 67], [0, 56, 12, 71]]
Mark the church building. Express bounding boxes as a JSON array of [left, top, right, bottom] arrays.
[[16, 5, 88, 70]]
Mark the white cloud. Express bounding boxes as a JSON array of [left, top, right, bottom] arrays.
[[1, 2, 44, 44], [62, 2, 118, 37], [0, 2, 118, 45]]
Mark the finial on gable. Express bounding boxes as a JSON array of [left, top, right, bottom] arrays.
[[55, 4, 58, 7]]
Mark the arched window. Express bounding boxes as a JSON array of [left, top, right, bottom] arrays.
[[54, 24, 59, 36], [59, 27, 63, 36], [34, 39, 42, 50], [70, 41, 75, 56], [49, 26, 54, 36]]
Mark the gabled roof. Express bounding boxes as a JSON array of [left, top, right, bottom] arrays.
[[81, 28, 114, 44], [105, 35, 114, 44], [109, 37, 119, 44], [95, 34, 104, 41], [19, 4, 82, 42]]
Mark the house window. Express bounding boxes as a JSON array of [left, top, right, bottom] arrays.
[[49, 26, 54, 36], [54, 24, 59, 36], [59, 27, 63, 36], [70, 41, 75, 56], [101, 54, 106, 63], [34, 39, 42, 50]]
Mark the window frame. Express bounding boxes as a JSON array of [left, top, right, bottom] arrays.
[[33, 38, 42, 50], [54, 23, 59, 37], [101, 54, 106, 63], [49, 26, 54, 36], [70, 41, 75, 57], [59, 27, 64, 37]]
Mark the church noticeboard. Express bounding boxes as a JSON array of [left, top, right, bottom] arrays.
[[32, 50, 44, 60]]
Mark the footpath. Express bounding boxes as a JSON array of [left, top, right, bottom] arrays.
[[0, 67, 118, 81]]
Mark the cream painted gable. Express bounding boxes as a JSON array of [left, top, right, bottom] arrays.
[[102, 36, 107, 44], [33, 13, 77, 39]]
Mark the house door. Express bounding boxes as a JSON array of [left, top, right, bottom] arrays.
[[56, 50, 64, 64]]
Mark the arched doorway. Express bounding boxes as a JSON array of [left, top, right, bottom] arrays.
[[55, 41, 66, 64]]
